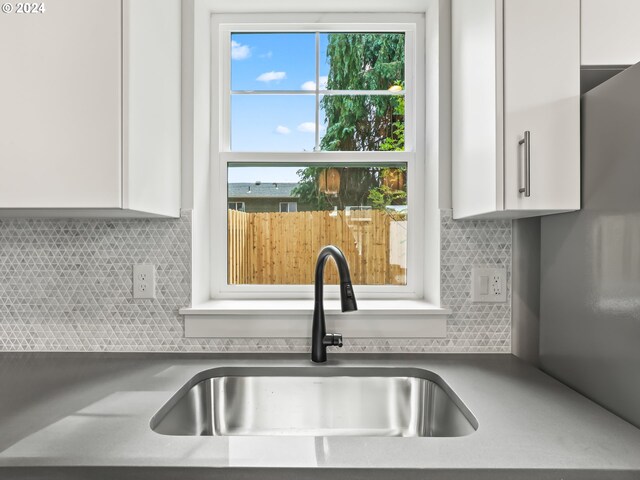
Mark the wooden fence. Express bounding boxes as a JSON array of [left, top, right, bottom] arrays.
[[228, 209, 406, 285]]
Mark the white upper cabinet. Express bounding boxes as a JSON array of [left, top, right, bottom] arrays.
[[452, 0, 580, 220], [582, 0, 640, 66], [0, 0, 181, 217]]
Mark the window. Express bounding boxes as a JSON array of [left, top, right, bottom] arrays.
[[279, 202, 298, 213], [184, 6, 447, 337], [212, 14, 425, 298], [228, 202, 245, 211]]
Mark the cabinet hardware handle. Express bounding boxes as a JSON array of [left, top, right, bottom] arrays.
[[519, 131, 531, 197]]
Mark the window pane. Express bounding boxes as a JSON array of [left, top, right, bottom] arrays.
[[280, 202, 297, 213], [227, 163, 408, 286], [231, 95, 316, 151], [320, 33, 405, 90], [231, 33, 316, 91], [320, 95, 405, 151]]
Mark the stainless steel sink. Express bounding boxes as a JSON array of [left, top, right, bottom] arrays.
[[150, 367, 477, 437]]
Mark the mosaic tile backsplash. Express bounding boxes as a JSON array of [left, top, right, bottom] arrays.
[[0, 210, 510, 352]]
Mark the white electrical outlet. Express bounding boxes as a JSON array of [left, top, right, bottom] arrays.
[[471, 267, 507, 303], [133, 264, 156, 299]]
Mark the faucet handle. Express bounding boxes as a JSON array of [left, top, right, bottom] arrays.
[[323, 333, 343, 348]]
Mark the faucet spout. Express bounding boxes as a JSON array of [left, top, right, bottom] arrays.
[[311, 245, 358, 363]]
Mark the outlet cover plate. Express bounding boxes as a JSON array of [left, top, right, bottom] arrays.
[[133, 264, 156, 299], [471, 267, 507, 303]]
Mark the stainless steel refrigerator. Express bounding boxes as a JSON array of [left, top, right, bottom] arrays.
[[540, 62, 640, 428]]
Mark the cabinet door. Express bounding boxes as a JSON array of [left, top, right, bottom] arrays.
[[452, 0, 503, 219], [503, 0, 580, 211], [0, 0, 121, 208]]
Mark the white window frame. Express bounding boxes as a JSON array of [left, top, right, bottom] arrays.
[[228, 201, 246, 211], [182, 1, 450, 337], [279, 202, 298, 213], [211, 13, 426, 300]]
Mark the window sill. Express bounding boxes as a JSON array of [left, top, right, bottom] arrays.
[[180, 300, 450, 339]]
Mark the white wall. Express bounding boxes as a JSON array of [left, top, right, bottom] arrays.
[[582, 0, 640, 65]]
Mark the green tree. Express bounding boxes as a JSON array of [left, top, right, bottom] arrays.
[[368, 96, 407, 211], [379, 96, 405, 152], [321, 33, 404, 152], [293, 33, 406, 210], [295, 166, 384, 210], [293, 167, 331, 210]]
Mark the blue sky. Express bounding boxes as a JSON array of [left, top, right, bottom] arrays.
[[228, 165, 302, 184], [229, 33, 331, 183], [230, 33, 332, 155], [231, 33, 323, 91]]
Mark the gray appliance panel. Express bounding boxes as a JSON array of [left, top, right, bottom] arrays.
[[540, 62, 640, 428]]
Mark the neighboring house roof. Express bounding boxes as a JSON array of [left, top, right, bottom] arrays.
[[228, 182, 299, 199]]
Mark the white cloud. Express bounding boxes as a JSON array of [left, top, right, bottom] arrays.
[[301, 81, 316, 91], [231, 40, 251, 60], [256, 71, 287, 82], [275, 125, 291, 135], [260, 51, 273, 59], [297, 122, 316, 133], [300, 76, 329, 91]]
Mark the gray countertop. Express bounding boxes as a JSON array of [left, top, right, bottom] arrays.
[[0, 353, 639, 480]]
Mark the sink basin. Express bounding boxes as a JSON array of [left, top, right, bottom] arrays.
[[151, 367, 477, 437]]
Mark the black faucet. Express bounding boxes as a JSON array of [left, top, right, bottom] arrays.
[[311, 245, 358, 363]]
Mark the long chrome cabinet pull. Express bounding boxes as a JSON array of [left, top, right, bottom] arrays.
[[519, 131, 531, 197]]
